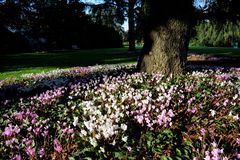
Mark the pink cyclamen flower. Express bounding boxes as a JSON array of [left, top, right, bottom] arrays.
[[12, 112, 23, 121], [127, 146, 132, 152], [3, 125, 13, 137], [237, 153, 240, 159], [42, 130, 48, 137], [5, 140, 12, 146], [25, 139, 32, 146], [6, 138, 17, 146], [3, 124, 21, 137], [204, 155, 211, 160], [211, 148, 221, 160], [62, 127, 74, 134], [14, 125, 20, 134], [168, 109, 174, 117], [12, 154, 22, 160], [200, 128, 207, 136], [54, 139, 63, 153], [67, 128, 74, 134], [38, 148, 45, 157], [236, 138, 240, 145], [136, 115, 144, 124], [187, 107, 197, 113], [26, 146, 35, 157]]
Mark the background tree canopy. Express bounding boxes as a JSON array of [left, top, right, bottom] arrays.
[[190, 20, 240, 47], [0, 0, 240, 54], [0, 0, 123, 53], [191, 0, 240, 47]]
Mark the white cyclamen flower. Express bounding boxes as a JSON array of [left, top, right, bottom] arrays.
[[95, 133, 101, 140], [73, 117, 79, 126], [211, 141, 217, 148], [111, 140, 116, 146], [80, 130, 87, 136], [100, 147, 105, 153], [233, 94, 238, 100], [233, 114, 239, 121], [210, 109, 216, 117], [120, 124, 128, 131], [84, 121, 94, 133], [89, 137, 98, 147], [122, 136, 128, 142]]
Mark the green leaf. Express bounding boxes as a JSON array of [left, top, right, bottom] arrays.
[[58, 104, 65, 107], [145, 131, 154, 149], [160, 156, 168, 160], [160, 156, 173, 160], [128, 156, 136, 160], [68, 157, 75, 160], [195, 92, 202, 99], [0, 118, 3, 124], [114, 151, 126, 159], [162, 129, 173, 139], [184, 140, 193, 147], [176, 148, 182, 157], [147, 139, 152, 149], [153, 147, 162, 154]]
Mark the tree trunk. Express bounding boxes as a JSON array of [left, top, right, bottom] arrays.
[[128, 0, 136, 51], [137, 0, 193, 76]]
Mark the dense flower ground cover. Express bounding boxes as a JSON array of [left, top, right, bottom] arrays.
[[0, 64, 239, 159]]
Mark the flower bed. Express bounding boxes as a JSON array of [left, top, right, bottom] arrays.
[[0, 64, 239, 159]]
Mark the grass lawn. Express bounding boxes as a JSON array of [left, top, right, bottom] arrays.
[[189, 46, 240, 56], [1, 46, 240, 80], [0, 48, 138, 80]]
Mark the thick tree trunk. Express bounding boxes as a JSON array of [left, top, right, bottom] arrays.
[[138, 19, 190, 75], [137, 0, 193, 76], [128, 0, 136, 51]]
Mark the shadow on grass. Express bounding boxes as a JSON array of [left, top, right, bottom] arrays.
[[187, 60, 240, 68], [189, 47, 240, 57], [0, 48, 140, 73], [188, 47, 240, 68]]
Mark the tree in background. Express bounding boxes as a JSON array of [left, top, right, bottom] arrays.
[[0, 0, 123, 52], [206, 0, 240, 23], [190, 21, 240, 47], [0, 0, 32, 53], [89, 0, 125, 31], [126, 0, 141, 51], [127, 0, 135, 51], [90, 0, 141, 51]]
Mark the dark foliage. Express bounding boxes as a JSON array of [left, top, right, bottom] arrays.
[[0, 26, 31, 53], [0, 0, 123, 53]]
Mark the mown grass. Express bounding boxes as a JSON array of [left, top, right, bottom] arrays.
[[0, 46, 240, 80], [0, 48, 138, 80], [188, 46, 240, 56]]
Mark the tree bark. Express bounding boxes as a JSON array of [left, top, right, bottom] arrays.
[[128, 0, 136, 51], [137, 0, 193, 76]]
